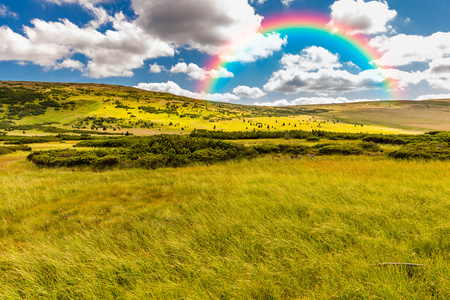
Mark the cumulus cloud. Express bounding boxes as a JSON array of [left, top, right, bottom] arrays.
[[280, 46, 343, 71], [53, 59, 85, 71], [255, 96, 374, 106], [330, 0, 397, 35], [170, 62, 234, 80], [131, 0, 263, 54], [264, 69, 384, 94], [149, 63, 165, 73], [135, 81, 239, 102], [264, 47, 385, 94], [371, 32, 450, 67], [428, 58, 450, 75], [0, 4, 18, 18], [424, 58, 450, 90], [0, 12, 175, 78], [223, 33, 287, 63], [416, 93, 450, 101], [44, 0, 111, 3], [378, 58, 450, 92], [378, 68, 424, 89], [233, 86, 267, 99], [250, 0, 295, 5], [281, 0, 295, 6], [44, 0, 114, 28]]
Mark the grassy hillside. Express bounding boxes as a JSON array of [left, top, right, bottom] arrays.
[[2, 81, 448, 136]]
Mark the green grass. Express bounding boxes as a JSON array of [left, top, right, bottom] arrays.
[[1, 150, 449, 299]]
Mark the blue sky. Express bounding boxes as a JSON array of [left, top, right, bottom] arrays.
[[1, 0, 450, 105]]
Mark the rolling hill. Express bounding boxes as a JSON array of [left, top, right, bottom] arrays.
[[1, 81, 449, 137]]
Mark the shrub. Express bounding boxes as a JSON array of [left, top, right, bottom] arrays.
[[358, 141, 382, 152], [389, 142, 450, 160], [317, 144, 363, 156], [0, 145, 32, 155]]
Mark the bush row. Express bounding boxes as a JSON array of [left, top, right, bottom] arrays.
[[28, 135, 258, 169], [190, 129, 450, 145], [1, 134, 93, 145], [27, 135, 386, 169], [0, 145, 32, 155], [389, 142, 450, 160], [190, 129, 367, 141]]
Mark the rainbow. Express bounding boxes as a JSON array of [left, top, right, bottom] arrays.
[[198, 12, 399, 100]]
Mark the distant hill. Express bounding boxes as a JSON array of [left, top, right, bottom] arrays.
[[1, 81, 448, 136]]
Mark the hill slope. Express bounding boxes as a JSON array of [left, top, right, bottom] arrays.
[[1, 81, 449, 136]]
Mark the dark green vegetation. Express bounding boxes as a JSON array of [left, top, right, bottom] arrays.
[[390, 142, 450, 160], [27, 135, 256, 169], [25, 130, 450, 170], [0, 144, 31, 155]]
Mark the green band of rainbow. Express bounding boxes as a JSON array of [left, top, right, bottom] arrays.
[[198, 12, 399, 100]]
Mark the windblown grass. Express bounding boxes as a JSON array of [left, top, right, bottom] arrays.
[[0, 152, 449, 299]]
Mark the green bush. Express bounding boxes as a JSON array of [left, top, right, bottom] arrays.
[[358, 141, 382, 152], [0, 145, 32, 155], [28, 135, 257, 169], [389, 142, 450, 160], [317, 144, 364, 156]]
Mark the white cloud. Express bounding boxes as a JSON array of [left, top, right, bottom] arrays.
[[425, 58, 450, 90], [281, 0, 295, 6], [233, 86, 266, 99], [135, 81, 239, 102], [416, 93, 450, 101], [264, 69, 384, 94], [378, 68, 424, 89], [44, 0, 113, 29], [429, 57, 450, 75], [54, 59, 85, 71], [280, 46, 343, 71], [0, 12, 175, 78], [223, 33, 287, 63], [255, 96, 375, 106], [131, 0, 263, 54], [378, 58, 450, 92], [44, 0, 111, 3], [0, 4, 18, 18], [250, 0, 294, 5], [263, 47, 385, 94], [149, 63, 165, 73], [170, 62, 234, 80], [329, 0, 397, 35], [371, 32, 450, 67]]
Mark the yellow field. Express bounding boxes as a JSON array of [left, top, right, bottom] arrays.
[[4, 81, 448, 136]]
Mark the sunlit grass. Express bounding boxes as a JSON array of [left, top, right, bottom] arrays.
[[0, 149, 449, 298]]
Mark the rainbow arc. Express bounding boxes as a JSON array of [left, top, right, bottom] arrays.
[[198, 12, 399, 100]]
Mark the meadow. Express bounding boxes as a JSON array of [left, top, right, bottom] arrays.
[[1, 81, 449, 299], [1, 144, 450, 299]]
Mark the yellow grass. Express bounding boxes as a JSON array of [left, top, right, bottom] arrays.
[[0, 146, 449, 298]]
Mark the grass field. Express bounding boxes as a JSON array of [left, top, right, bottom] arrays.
[[1, 81, 449, 298], [1, 147, 449, 299]]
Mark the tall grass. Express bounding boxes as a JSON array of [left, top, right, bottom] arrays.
[[0, 153, 449, 299]]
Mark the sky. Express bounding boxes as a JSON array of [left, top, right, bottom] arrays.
[[1, 0, 450, 106]]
